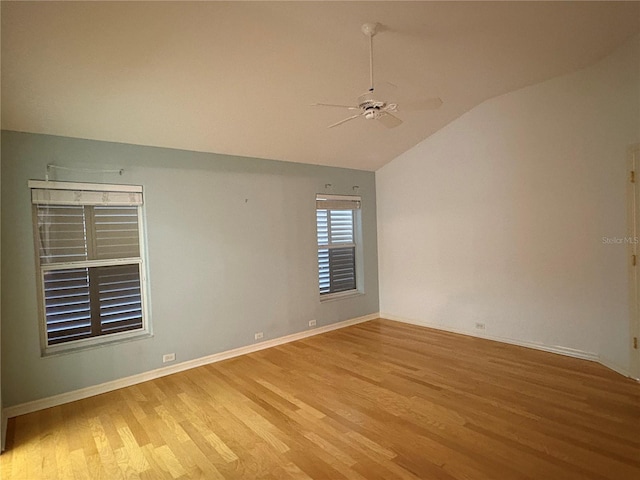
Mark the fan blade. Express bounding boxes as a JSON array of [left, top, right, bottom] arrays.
[[383, 103, 398, 113], [312, 103, 360, 110], [402, 97, 443, 112], [328, 113, 365, 128], [377, 112, 403, 129]]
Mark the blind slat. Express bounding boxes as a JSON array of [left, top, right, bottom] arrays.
[[97, 264, 143, 333], [37, 205, 88, 264], [94, 206, 140, 260], [43, 269, 92, 343]]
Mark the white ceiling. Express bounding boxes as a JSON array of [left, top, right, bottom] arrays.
[[2, 1, 639, 171]]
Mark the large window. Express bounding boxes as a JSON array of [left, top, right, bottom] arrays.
[[316, 194, 361, 297], [29, 181, 150, 354]]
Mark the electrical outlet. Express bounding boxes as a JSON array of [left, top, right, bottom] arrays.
[[475, 322, 486, 330], [255, 332, 264, 340], [309, 319, 317, 327], [162, 353, 176, 363]]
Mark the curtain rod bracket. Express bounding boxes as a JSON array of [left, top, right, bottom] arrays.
[[47, 164, 125, 176]]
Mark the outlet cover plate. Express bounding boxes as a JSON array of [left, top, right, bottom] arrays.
[[163, 353, 176, 363]]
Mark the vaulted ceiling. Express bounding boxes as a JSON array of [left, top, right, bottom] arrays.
[[2, 1, 639, 171]]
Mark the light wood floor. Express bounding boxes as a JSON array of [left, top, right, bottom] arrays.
[[1, 318, 639, 479]]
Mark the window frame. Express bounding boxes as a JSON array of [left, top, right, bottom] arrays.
[[29, 180, 152, 355], [316, 194, 363, 301]]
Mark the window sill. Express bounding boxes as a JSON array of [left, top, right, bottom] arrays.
[[42, 330, 153, 357], [319, 290, 364, 303]]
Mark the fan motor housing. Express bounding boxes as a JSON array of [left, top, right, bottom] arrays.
[[359, 100, 386, 110]]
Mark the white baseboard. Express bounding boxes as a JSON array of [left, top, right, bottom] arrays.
[[384, 314, 640, 381], [598, 355, 633, 379], [4, 313, 379, 419], [381, 313, 600, 362]]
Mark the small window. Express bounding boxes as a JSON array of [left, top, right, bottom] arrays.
[[316, 194, 361, 298], [29, 181, 150, 353]]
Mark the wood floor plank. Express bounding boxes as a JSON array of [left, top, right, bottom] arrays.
[[69, 449, 92, 480], [1, 318, 639, 479]]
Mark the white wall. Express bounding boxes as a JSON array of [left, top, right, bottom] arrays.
[[0, 128, 4, 452], [0, 0, 5, 448], [377, 34, 640, 375]]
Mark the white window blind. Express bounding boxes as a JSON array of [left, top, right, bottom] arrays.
[[43, 267, 92, 344], [94, 206, 141, 260], [316, 195, 360, 296], [30, 181, 148, 351]]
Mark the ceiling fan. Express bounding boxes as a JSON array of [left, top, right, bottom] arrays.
[[313, 22, 442, 129]]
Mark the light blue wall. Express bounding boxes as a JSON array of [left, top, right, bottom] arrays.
[[0, 131, 379, 406]]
